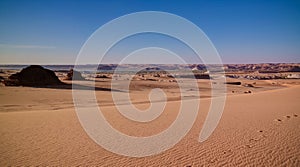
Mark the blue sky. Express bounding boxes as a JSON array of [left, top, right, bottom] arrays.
[[0, 0, 299, 64]]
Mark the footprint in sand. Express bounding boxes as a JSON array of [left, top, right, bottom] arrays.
[[245, 144, 253, 148], [243, 130, 267, 149], [273, 114, 299, 126], [208, 158, 218, 163], [244, 114, 298, 150], [279, 114, 297, 120], [223, 149, 233, 155], [243, 114, 298, 150], [249, 138, 259, 142], [257, 130, 268, 138], [243, 138, 259, 149]]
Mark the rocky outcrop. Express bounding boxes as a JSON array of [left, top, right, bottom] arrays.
[[65, 69, 85, 80], [4, 65, 63, 86]]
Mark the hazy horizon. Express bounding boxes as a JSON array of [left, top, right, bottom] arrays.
[[0, 62, 300, 66]]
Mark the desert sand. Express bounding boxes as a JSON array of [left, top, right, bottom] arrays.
[[0, 66, 300, 166]]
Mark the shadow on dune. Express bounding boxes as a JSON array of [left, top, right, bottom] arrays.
[[27, 82, 123, 92]]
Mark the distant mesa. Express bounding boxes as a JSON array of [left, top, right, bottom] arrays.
[[224, 63, 300, 73], [97, 64, 117, 71], [65, 69, 86, 80], [4, 65, 63, 86], [145, 67, 161, 71]]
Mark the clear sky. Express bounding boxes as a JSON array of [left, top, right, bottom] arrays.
[[0, 0, 299, 64]]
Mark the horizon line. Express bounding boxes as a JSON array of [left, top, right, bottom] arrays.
[[0, 62, 299, 66]]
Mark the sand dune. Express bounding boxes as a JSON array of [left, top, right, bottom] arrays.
[[0, 83, 299, 166]]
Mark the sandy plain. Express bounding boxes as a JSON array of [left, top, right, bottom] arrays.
[[0, 69, 299, 166]]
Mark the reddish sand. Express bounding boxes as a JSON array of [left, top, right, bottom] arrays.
[[0, 79, 299, 166]]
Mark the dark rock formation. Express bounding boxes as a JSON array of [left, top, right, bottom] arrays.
[[167, 74, 175, 78], [244, 90, 252, 94], [95, 74, 110, 78], [4, 65, 63, 86], [244, 83, 254, 87], [65, 69, 85, 80], [177, 74, 210, 79], [225, 82, 242, 85], [153, 73, 160, 77]]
